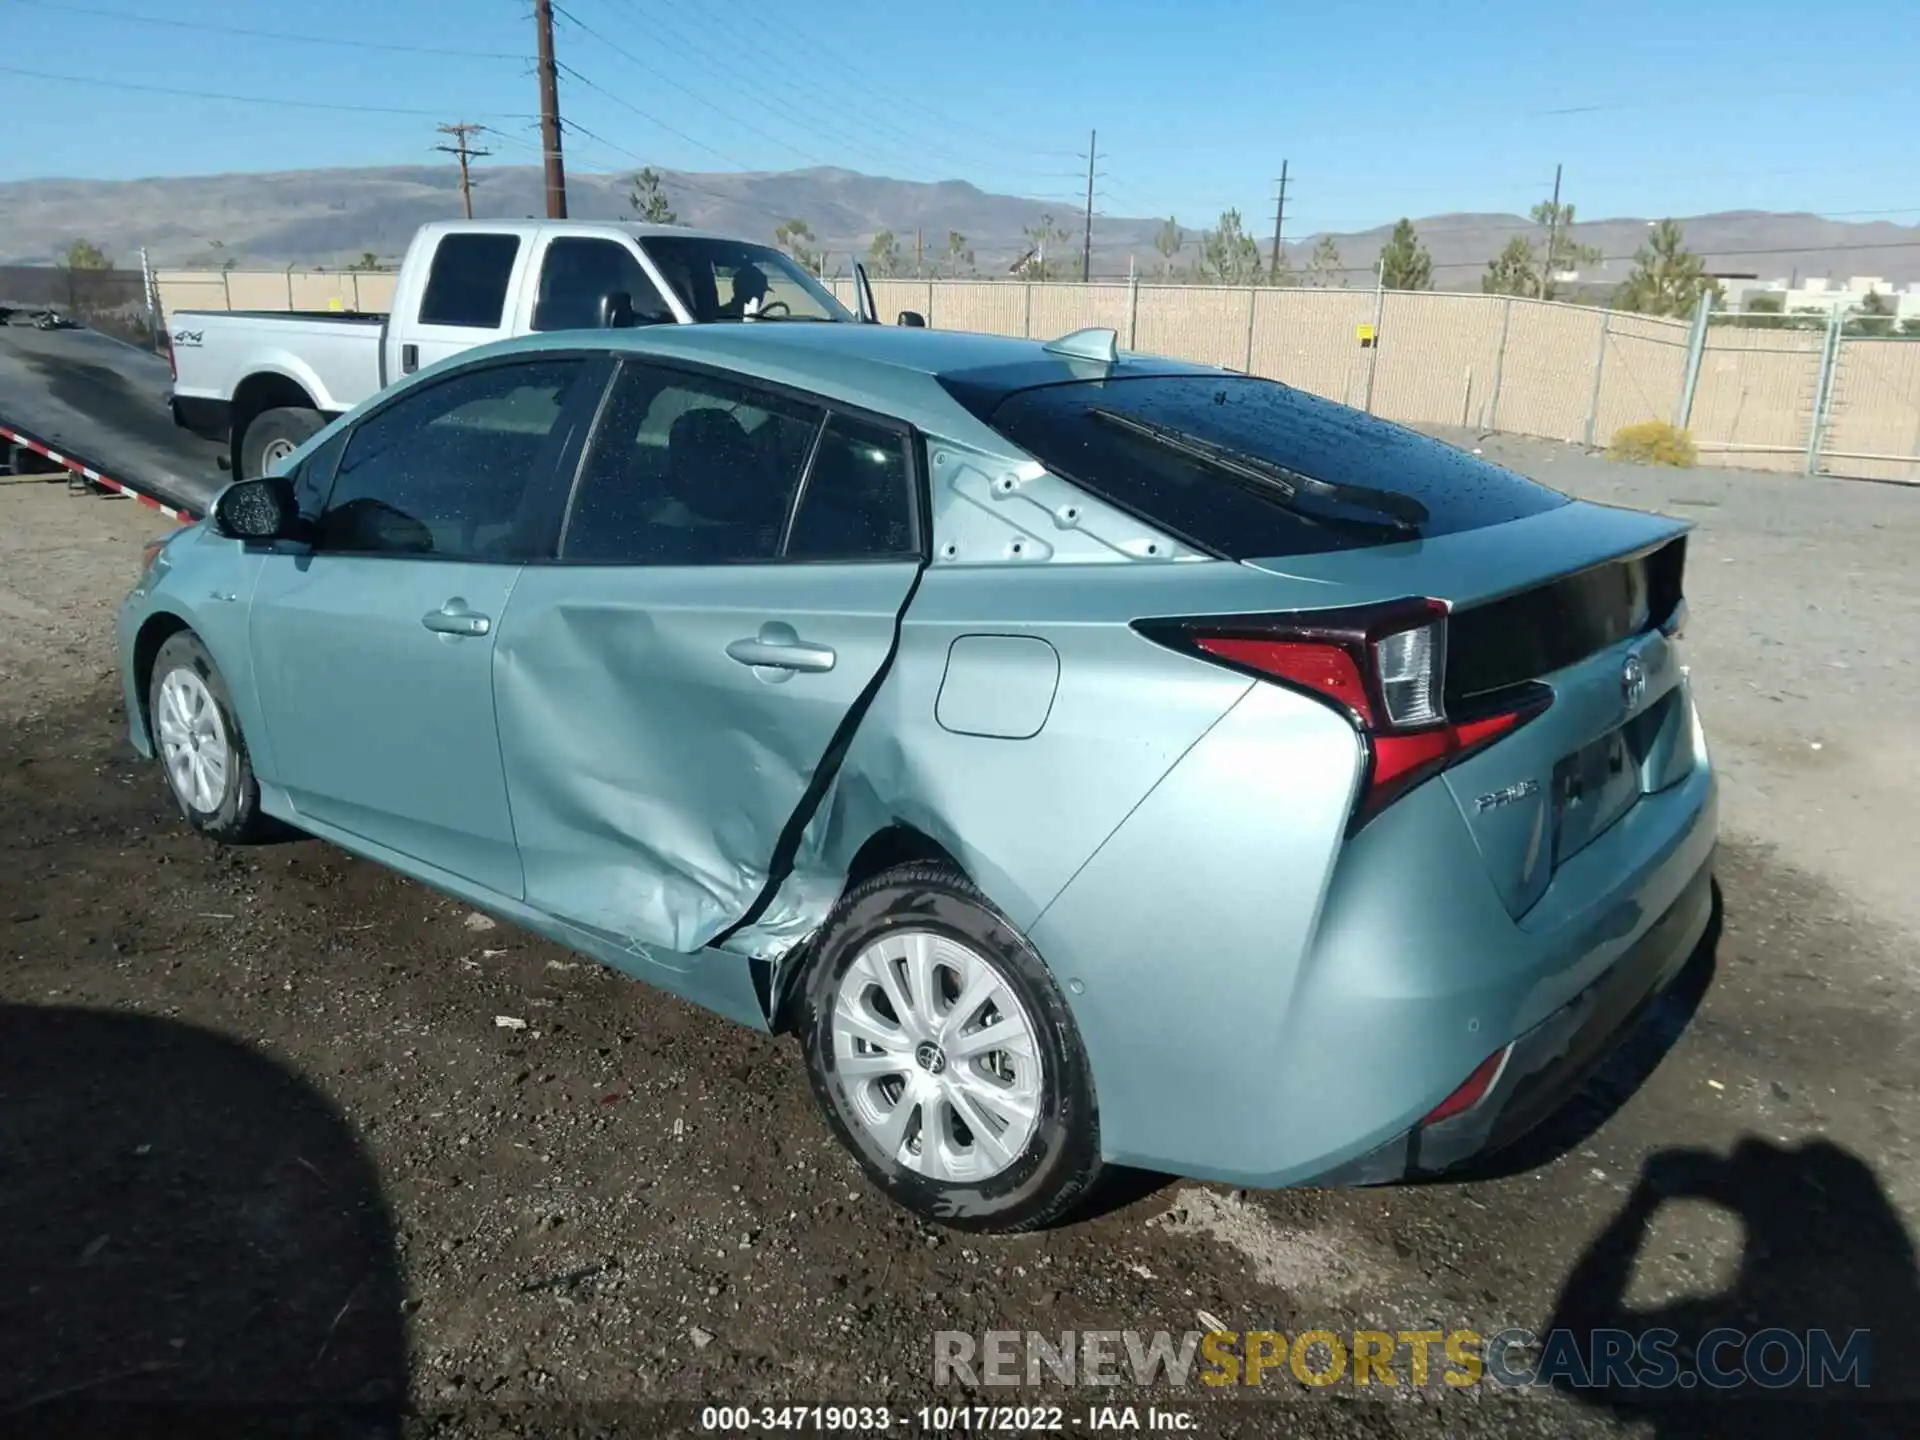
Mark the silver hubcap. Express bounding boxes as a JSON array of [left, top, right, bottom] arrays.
[[830, 930, 1044, 1184], [259, 437, 296, 471], [155, 667, 230, 814]]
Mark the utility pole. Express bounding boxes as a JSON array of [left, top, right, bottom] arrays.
[[1539, 162, 1561, 300], [1081, 128, 1096, 283], [1269, 160, 1290, 282], [434, 122, 492, 219], [533, 0, 568, 218]]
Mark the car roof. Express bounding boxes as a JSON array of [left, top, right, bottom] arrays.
[[481, 322, 1224, 448]]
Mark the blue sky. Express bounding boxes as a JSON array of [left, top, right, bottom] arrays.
[[4, 0, 1914, 235]]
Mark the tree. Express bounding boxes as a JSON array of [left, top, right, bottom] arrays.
[[1199, 208, 1264, 285], [1153, 217, 1183, 279], [347, 251, 390, 272], [1018, 212, 1074, 280], [1481, 236, 1539, 297], [1614, 219, 1722, 318], [865, 228, 902, 278], [63, 239, 111, 271], [1378, 219, 1432, 291], [1530, 201, 1602, 298], [628, 167, 678, 225], [1307, 235, 1344, 288], [944, 229, 974, 277], [1848, 288, 1897, 338], [774, 218, 818, 273]]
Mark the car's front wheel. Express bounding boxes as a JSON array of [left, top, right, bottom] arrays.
[[799, 862, 1104, 1232], [149, 630, 275, 844]]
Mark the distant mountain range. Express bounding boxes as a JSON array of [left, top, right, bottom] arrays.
[[4, 164, 1916, 287]]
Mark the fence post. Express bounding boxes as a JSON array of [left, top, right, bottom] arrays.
[[1362, 267, 1387, 414], [1805, 306, 1844, 476], [1487, 295, 1514, 429], [1243, 285, 1259, 374], [1023, 281, 1033, 338], [220, 268, 231, 311], [1674, 289, 1711, 428], [1583, 309, 1612, 447], [1126, 274, 1139, 350]]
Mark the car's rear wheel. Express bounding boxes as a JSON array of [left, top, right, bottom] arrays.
[[240, 406, 323, 479], [799, 861, 1103, 1232], [149, 631, 275, 844]]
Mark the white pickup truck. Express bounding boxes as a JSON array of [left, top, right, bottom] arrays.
[[168, 218, 914, 477]]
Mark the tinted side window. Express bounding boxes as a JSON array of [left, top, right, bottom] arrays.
[[532, 238, 674, 330], [318, 358, 586, 560], [785, 415, 917, 560], [417, 232, 522, 328], [291, 426, 348, 519], [561, 364, 823, 565]]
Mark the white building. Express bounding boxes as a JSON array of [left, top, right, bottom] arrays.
[[1720, 275, 1920, 320]]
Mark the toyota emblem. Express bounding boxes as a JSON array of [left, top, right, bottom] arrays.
[[1621, 653, 1647, 709]]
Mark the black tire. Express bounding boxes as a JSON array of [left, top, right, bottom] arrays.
[[148, 631, 276, 844], [799, 861, 1104, 1233], [239, 405, 323, 479]]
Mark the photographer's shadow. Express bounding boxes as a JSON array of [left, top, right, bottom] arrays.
[[0, 1005, 406, 1434], [1547, 1137, 1920, 1437]]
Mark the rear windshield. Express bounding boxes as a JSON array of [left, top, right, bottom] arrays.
[[961, 374, 1569, 558]]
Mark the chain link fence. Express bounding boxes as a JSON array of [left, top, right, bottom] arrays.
[[149, 267, 1920, 483]]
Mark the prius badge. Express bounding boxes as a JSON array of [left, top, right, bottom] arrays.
[[1621, 652, 1648, 710], [1475, 778, 1539, 813]]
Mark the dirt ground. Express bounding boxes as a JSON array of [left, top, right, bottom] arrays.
[[2, 440, 1917, 1438]]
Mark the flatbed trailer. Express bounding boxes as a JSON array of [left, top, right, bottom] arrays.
[[0, 322, 225, 523]]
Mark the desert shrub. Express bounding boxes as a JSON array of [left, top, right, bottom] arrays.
[[1607, 420, 1698, 468]]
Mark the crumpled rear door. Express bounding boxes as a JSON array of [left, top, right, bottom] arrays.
[[492, 560, 918, 957]]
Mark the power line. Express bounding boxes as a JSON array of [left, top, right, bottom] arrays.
[[556, 61, 758, 171], [0, 64, 535, 118], [0, 0, 522, 58], [551, 5, 830, 167]]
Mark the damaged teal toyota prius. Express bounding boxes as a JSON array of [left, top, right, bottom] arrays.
[[118, 320, 1717, 1232]]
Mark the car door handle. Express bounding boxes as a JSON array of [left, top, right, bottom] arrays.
[[422, 599, 491, 637], [726, 627, 836, 673]]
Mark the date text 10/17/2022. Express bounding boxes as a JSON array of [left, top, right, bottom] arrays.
[[697, 1405, 1195, 1432]]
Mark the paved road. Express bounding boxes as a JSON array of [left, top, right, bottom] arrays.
[[0, 441, 1914, 1436], [0, 323, 225, 514]]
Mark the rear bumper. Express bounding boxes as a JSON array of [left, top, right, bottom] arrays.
[[1313, 846, 1715, 1185]]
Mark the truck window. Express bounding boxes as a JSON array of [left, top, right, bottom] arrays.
[[417, 232, 522, 329], [532, 238, 674, 331]]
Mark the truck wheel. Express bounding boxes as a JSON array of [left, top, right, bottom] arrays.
[[799, 861, 1105, 1233], [240, 406, 323, 479]]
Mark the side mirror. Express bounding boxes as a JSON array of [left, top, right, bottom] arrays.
[[599, 290, 636, 329], [896, 310, 926, 328], [212, 475, 299, 542]]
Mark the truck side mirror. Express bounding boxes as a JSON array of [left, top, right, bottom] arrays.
[[897, 310, 926, 328], [599, 290, 636, 329]]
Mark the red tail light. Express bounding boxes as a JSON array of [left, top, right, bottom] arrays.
[[1138, 597, 1550, 830]]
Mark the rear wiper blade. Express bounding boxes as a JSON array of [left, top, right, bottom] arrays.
[[1087, 408, 1429, 532]]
